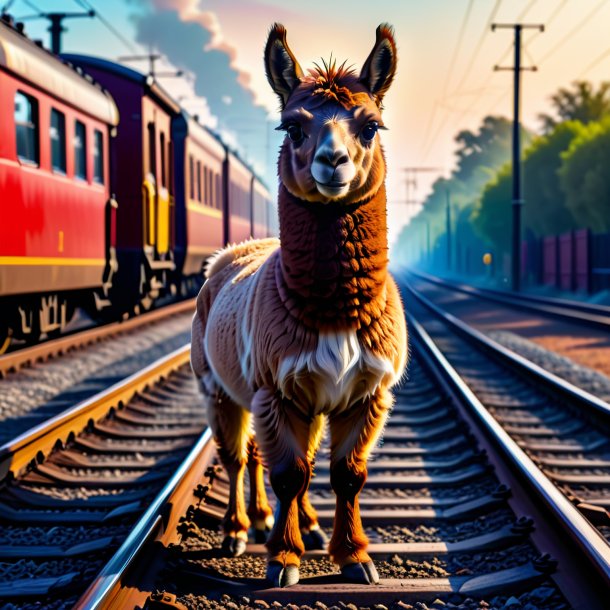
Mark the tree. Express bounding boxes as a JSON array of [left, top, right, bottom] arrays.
[[539, 81, 610, 132], [453, 116, 515, 184], [559, 116, 610, 233], [521, 121, 584, 235], [470, 164, 512, 258]]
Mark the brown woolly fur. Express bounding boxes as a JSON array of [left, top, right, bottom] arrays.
[[306, 59, 371, 110], [191, 22, 407, 586]]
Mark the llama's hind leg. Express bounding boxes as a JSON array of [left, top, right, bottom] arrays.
[[252, 387, 310, 588], [246, 436, 274, 543], [328, 388, 393, 584], [206, 391, 251, 557], [299, 414, 328, 550]]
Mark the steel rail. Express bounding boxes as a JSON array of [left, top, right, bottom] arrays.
[[73, 426, 214, 610], [0, 297, 195, 378], [405, 281, 610, 420], [408, 269, 610, 331], [0, 343, 192, 481], [404, 287, 610, 588]]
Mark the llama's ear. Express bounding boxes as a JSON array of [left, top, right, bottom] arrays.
[[264, 23, 303, 108], [359, 23, 397, 105]]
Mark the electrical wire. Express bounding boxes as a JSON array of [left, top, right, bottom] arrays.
[[536, 0, 608, 65], [1, 0, 16, 14], [22, 0, 42, 14], [421, 0, 555, 162], [516, 0, 539, 21], [73, 0, 138, 53], [419, 0, 476, 160]]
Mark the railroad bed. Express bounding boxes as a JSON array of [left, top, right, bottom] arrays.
[[0, 346, 206, 609], [1, 309, 609, 609], [0, 300, 194, 446], [405, 282, 610, 547]]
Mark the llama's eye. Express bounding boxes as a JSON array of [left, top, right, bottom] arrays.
[[361, 121, 379, 142], [286, 123, 304, 142]]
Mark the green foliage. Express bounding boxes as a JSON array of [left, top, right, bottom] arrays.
[[471, 121, 585, 253], [521, 121, 585, 235], [453, 116, 514, 183], [470, 164, 512, 257], [539, 81, 610, 132], [559, 116, 610, 232]]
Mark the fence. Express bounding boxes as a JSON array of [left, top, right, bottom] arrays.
[[524, 229, 610, 294]]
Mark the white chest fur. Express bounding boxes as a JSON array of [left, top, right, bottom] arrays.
[[275, 330, 397, 413]]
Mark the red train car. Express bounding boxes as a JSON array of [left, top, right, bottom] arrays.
[[172, 113, 226, 292], [62, 54, 181, 313], [0, 19, 118, 347]]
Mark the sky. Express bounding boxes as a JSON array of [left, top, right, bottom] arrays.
[[9, 0, 610, 248]]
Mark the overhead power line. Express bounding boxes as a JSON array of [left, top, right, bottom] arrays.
[[73, 0, 138, 54], [418, 0, 547, 161], [516, 0, 539, 21], [536, 0, 608, 65], [418, 0, 475, 161]]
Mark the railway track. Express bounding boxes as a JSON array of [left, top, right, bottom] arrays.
[[409, 269, 610, 331], [0, 345, 209, 608], [403, 284, 610, 561], [0, 298, 196, 379], [59, 331, 606, 607], [2, 298, 609, 608]]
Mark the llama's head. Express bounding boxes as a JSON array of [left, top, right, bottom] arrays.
[[265, 23, 397, 204]]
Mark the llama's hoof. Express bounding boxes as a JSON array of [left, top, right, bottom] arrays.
[[222, 535, 247, 557], [302, 527, 328, 550], [253, 528, 269, 544], [341, 560, 379, 585], [266, 562, 300, 588]]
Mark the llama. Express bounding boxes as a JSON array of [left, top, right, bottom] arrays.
[[191, 23, 408, 588]]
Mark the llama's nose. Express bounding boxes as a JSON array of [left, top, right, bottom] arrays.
[[315, 146, 350, 169]]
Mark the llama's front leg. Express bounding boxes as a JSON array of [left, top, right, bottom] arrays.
[[206, 392, 251, 557], [246, 437, 274, 543], [299, 414, 328, 550], [252, 387, 310, 587], [328, 388, 393, 584]]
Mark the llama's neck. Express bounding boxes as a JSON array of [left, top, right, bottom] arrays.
[[276, 183, 389, 330]]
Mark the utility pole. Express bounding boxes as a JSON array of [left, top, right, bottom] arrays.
[[492, 22, 543, 291], [118, 52, 184, 79], [17, 10, 95, 54], [446, 190, 452, 271], [400, 167, 442, 267], [403, 167, 443, 208]]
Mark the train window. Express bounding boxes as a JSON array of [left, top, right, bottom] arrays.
[[147, 122, 156, 179], [74, 120, 87, 180], [93, 130, 104, 184], [216, 174, 221, 209], [160, 132, 166, 188], [209, 171, 214, 208], [203, 166, 208, 205], [50, 109, 66, 173], [189, 155, 195, 199], [14, 91, 39, 164], [197, 160, 202, 202], [168, 141, 174, 195]]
